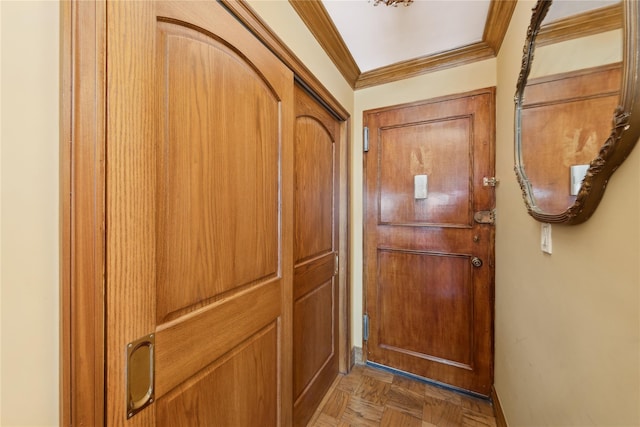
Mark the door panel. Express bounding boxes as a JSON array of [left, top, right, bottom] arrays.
[[377, 250, 473, 368], [157, 323, 278, 427], [294, 116, 334, 262], [106, 1, 293, 425], [521, 64, 621, 214], [155, 281, 281, 397], [364, 89, 495, 396], [379, 119, 472, 226], [156, 22, 280, 323], [292, 85, 340, 427], [293, 280, 333, 397]]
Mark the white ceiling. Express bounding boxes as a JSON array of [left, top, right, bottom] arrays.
[[544, 0, 620, 23], [321, 0, 491, 72], [320, 0, 621, 74]]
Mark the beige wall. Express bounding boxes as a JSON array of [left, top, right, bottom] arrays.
[[245, 0, 354, 113], [495, 1, 640, 425], [352, 61, 497, 344], [530, 29, 622, 78], [0, 1, 60, 426]]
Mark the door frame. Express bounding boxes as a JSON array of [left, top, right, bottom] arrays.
[[60, 1, 351, 425]]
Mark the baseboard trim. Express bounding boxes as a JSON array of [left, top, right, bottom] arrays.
[[491, 386, 508, 427], [351, 346, 363, 367]]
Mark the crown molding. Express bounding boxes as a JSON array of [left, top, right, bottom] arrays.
[[484, 0, 518, 54], [356, 42, 495, 89], [536, 3, 623, 48], [289, 0, 517, 89]]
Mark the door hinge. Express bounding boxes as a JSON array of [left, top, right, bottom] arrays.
[[363, 127, 369, 153], [363, 314, 369, 341], [334, 252, 339, 276], [474, 209, 496, 225], [483, 177, 498, 187]]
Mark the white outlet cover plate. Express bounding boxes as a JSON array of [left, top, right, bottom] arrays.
[[541, 223, 552, 254]]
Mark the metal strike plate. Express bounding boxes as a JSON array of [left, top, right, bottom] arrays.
[[483, 177, 498, 187], [474, 209, 496, 224], [126, 333, 155, 419]]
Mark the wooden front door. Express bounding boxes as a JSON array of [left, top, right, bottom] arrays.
[[292, 84, 341, 426], [106, 1, 293, 425], [363, 88, 496, 395]]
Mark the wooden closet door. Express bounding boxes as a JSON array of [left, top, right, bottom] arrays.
[[105, 1, 293, 425], [292, 84, 341, 426]]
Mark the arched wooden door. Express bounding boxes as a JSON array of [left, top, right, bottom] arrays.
[[105, 1, 293, 425], [292, 84, 341, 426]]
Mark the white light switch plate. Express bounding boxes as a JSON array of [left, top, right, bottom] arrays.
[[570, 164, 589, 196], [414, 175, 427, 199], [541, 223, 552, 254]]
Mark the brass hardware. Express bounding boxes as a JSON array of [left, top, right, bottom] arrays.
[[126, 333, 155, 419], [474, 209, 496, 224], [334, 253, 339, 276], [473, 235, 480, 243], [483, 177, 498, 187], [471, 257, 483, 268]]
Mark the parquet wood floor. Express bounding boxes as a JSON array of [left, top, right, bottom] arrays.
[[307, 364, 497, 427]]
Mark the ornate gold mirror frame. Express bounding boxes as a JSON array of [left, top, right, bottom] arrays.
[[515, 0, 640, 224]]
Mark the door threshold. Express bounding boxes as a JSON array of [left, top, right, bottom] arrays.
[[365, 361, 490, 401]]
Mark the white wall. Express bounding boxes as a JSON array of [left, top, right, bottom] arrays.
[[495, 1, 640, 425], [0, 1, 60, 426]]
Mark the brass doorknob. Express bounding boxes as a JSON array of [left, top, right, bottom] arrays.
[[471, 257, 483, 268]]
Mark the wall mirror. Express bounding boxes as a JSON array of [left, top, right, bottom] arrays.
[[515, 0, 640, 224]]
